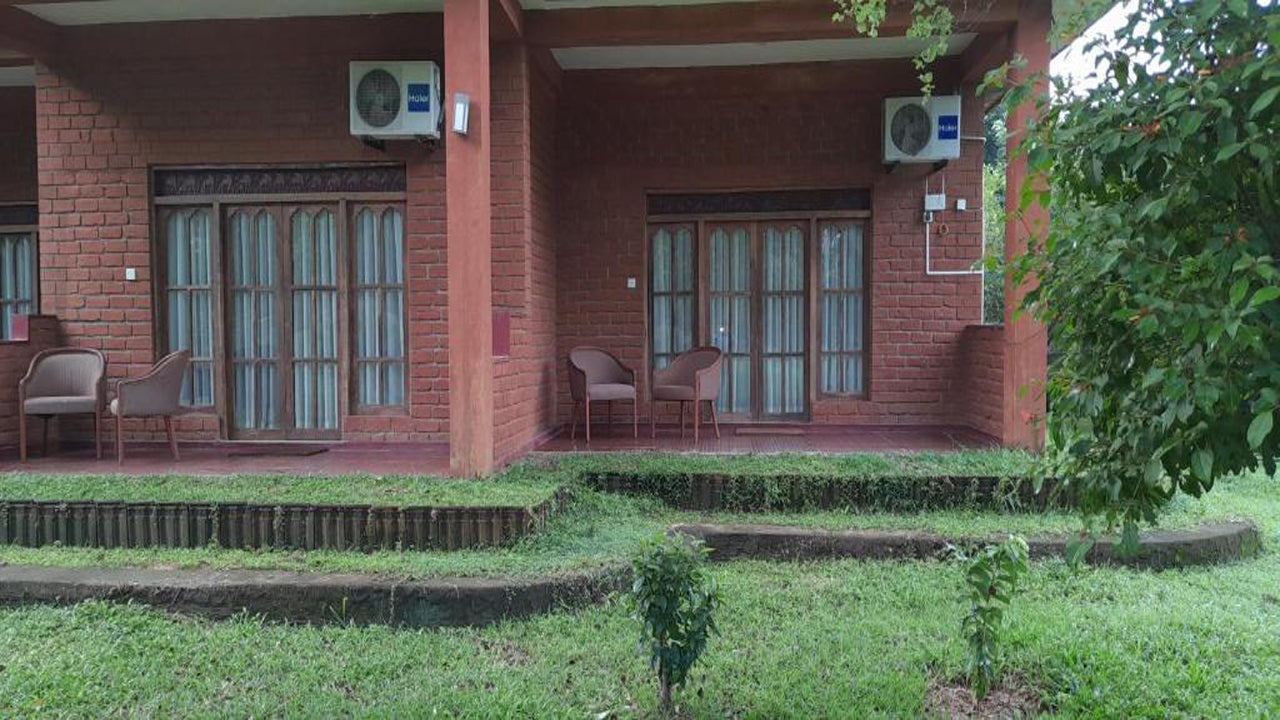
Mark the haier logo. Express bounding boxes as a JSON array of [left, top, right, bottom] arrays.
[[937, 114, 959, 140], [407, 83, 432, 113]]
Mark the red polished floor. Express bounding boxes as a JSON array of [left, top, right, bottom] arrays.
[[0, 441, 453, 477], [534, 423, 998, 454]]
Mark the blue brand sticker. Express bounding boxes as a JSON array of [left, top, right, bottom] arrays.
[[937, 114, 959, 140], [407, 83, 432, 113]]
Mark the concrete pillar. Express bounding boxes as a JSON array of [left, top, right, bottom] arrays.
[[1002, 0, 1050, 450], [445, 0, 496, 475]]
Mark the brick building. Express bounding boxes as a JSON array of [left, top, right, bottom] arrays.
[[0, 0, 1049, 475]]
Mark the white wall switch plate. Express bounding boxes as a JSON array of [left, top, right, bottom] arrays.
[[125, 268, 137, 281], [956, 198, 967, 211], [627, 276, 637, 289]]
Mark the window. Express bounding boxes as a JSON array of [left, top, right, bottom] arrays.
[[819, 221, 865, 395], [352, 206, 406, 408], [649, 224, 695, 370], [163, 209, 215, 406], [0, 230, 36, 340]]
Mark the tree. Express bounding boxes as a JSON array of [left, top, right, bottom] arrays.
[[628, 534, 721, 715], [835, 0, 1280, 535], [1000, 0, 1280, 538]]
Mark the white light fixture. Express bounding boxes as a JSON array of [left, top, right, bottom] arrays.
[[451, 92, 470, 135]]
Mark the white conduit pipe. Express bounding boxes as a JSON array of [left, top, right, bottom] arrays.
[[923, 171, 983, 277]]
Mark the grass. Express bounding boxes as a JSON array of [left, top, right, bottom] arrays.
[[0, 454, 1277, 716], [0, 464, 1274, 579], [0, 554, 1277, 718], [547, 448, 1040, 478], [0, 471, 559, 507]]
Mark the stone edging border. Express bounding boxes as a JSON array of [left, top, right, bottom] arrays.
[[0, 488, 570, 552], [0, 563, 630, 628], [585, 472, 1071, 512], [671, 521, 1263, 570]]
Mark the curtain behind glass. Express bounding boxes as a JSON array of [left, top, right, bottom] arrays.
[[649, 225, 695, 370], [819, 222, 864, 394], [292, 209, 339, 429], [228, 210, 280, 429], [165, 211, 214, 406], [354, 207, 407, 407], [0, 232, 35, 341]]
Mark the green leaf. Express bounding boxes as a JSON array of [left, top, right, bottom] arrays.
[[1229, 278, 1249, 307], [1064, 533, 1095, 569], [1248, 287, 1280, 308], [1192, 449, 1213, 481], [1216, 142, 1246, 162], [1250, 85, 1280, 118], [1248, 411, 1274, 449]]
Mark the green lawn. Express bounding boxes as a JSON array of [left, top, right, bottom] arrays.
[[0, 465, 1272, 579], [0, 471, 559, 507], [0, 553, 1277, 718], [0, 456, 1277, 717]]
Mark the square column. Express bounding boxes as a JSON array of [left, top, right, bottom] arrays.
[[445, 0, 496, 475], [1002, 0, 1051, 449]]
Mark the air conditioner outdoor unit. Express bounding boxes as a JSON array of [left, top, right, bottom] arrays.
[[349, 61, 441, 140], [883, 95, 962, 163]]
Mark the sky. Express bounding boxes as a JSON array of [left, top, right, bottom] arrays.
[[1050, 0, 1141, 91]]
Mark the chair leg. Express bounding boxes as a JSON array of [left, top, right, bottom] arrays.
[[679, 402, 686, 439], [570, 402, 577, 440], [694, 398, 701, 444], [633, 399, 638, 439], [94, 412, 102, 460], [115, 414, 124, 466], [165, 416, 179, 461], [650, 400, 657, 439], [585, 399, 591, 444], [40, 417, 48, 457], [18, 412, 26, 462], [606, 400, 612, 437], [709, 400, 721, 439]]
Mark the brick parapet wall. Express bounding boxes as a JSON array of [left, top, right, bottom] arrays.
[[952, 324, 1005, 440], [555, 59, 986, 428], [33, 15, 449, 443], [0, 315, 64, 448]]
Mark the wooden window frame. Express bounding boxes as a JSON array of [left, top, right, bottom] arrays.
[[155, 206, 218, 409], [0, 220, 39, 341], [645, 206, 871, 422], [349, 203, 409, 416], [816, 219, 870, 399], [151, 171, 408, 439], [648, 222, 698, 372]]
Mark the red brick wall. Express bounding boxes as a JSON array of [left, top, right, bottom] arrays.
[[0, 315, 62, 449], [491, 45, 561, 463], [0, 87, 37, 203], [555, 58, 986, 427], [34, 15, 449, 443], [953, 324, 1004, 439]]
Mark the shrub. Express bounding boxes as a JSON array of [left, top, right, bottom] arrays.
[[628, 533, 721, 715], [961, 534, 1029, 699]]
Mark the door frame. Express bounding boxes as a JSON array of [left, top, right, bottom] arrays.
[[150, 164, 409, 441], [646, 203, 872, 424]]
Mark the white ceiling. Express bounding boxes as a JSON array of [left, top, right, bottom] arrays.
[[0, 65, 36, 87], [19, 0, 445, 26], [19, 0, 755, 25], [553, 33, 977, 70]]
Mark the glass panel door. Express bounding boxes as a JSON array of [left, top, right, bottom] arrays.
[[227, 207, 282, 435], [707, 224, 753, 416], [288, 207, 340, 434], [224, 203, 342, 439], [760, 222, 807, 417]]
